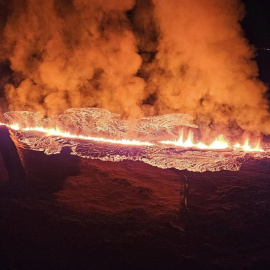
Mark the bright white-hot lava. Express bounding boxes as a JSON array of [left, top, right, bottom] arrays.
[[233, 140, 264, 152], [161, 130, 264, 152], [0, 121, 265, 152], [0, 122, 154, 146]]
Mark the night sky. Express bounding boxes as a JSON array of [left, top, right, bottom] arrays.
[[242, 0, 270, 88]]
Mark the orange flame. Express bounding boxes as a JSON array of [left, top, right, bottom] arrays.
[[161, 131, 264, 152], [0, 122, 154, 146], [0, 122, 265, 152], [234, 139, 264, 152]]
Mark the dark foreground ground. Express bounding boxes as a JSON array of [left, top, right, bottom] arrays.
[[1, 130, 270, 269]]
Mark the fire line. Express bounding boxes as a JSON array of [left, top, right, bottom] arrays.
[[0, 122, 264, 152]]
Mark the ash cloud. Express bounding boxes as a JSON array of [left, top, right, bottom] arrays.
[[0, 0, 269, 135]]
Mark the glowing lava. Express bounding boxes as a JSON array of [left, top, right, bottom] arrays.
[[234, 140, 264, 152], [161, 130, 264, 152], [0, 121, 265, 152], [0, 122, 154, 146]]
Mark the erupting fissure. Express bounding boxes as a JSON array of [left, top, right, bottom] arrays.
[[161, 131, 264, 152], [2, 122, 154, 147], [1, 109, 269, 172], [0, 0, 270, 174], [0, 120, 265, 152]]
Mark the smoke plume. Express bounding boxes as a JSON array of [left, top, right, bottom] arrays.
[[0, 0, 269, 135], [0, 0, 145, 118]]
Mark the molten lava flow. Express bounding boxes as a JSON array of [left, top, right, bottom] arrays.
[[1, 108, 270, 173], [161, 130, 264, 152], [0, 108, 266, 153], [234, 140, 264, 152], [160, 131, 230, 150], [0, 121, 264, 153], [0, 122, 154, 146]]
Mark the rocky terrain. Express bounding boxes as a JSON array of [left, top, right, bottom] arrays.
[[1, 125, 270, 269]]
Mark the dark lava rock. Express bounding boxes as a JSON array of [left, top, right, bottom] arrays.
[[0, 130, 270, 270]]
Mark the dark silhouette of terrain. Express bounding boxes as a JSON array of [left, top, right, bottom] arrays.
[[17, 145, 81, 193], [0, 126, 25, 184], [1, 130, 270, 270]]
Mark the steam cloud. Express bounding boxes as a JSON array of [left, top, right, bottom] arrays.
[[0, 0, 269, 135]]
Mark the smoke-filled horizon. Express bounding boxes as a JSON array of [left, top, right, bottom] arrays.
[[0, 0, 269, 136]]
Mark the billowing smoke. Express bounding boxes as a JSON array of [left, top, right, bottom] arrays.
[[0, 0, 269, 136], [146, 0, 270, 137], [0, 0, 146, 118]]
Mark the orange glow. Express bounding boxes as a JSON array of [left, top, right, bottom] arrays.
[[0, 122, 154, 146], [0, 122, 265, 152], [161, 132, 230, 150], [161, 131, 264, 152], [234, 139, 264, 152]]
